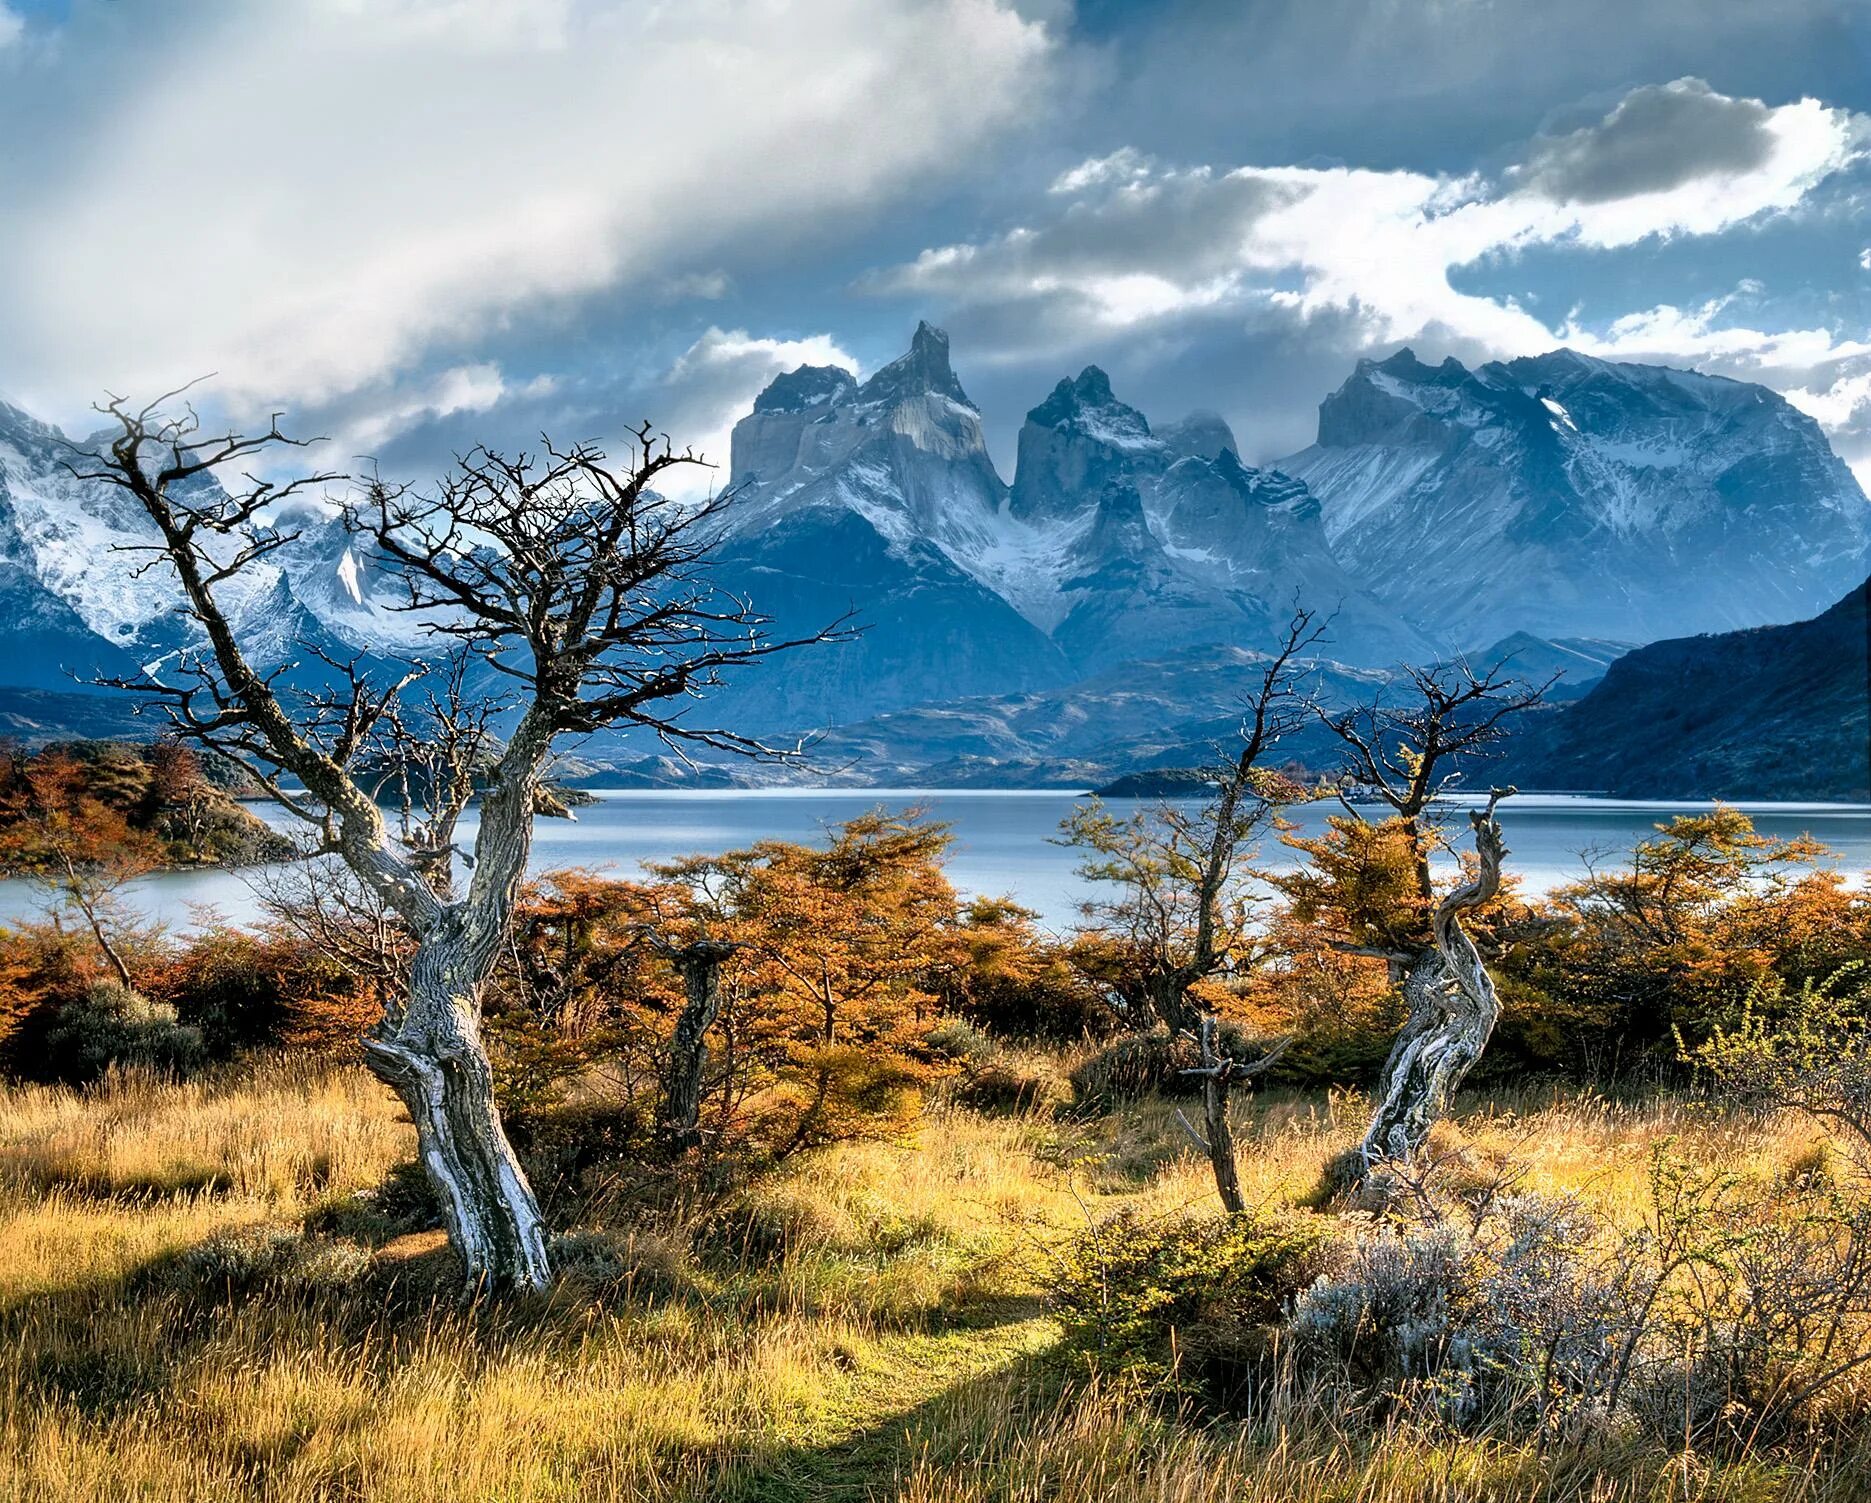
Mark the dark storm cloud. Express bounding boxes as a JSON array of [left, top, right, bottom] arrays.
[[1517, 79, 1777, 204]]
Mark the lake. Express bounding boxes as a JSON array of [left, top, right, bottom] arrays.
[[4, 790, 1870, 934]]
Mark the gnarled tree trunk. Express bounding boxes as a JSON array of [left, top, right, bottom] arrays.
[[363, 923, 551, 1295], [1150, 974, 1202, 1036], [1359, 795, 1510, 1173], [1196, 1016, 1245, 1214], [660, 939, 735, 1155]]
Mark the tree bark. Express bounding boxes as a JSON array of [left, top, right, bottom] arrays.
[[362, 924, 551, 1295], [1197, 1016, 1246, 1214], [1358, 796, 1510, 1174], [660, 940, 734, 1155], [1151, 976, 1201, 1036], [73, 891, 135, 991]]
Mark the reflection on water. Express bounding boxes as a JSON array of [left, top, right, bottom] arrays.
[[3, 789, 1869, 934]]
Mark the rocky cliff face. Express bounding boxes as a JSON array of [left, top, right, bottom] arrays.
[[982, 361, 1424, 670], [698, 323, 1073, 734], [1279, 347, 1871, 649]]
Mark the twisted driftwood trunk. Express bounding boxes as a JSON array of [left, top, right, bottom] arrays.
[[659, 939, 736, 1155], [1359, 792, 1511, 1172], [361, 730, 556, 1294]]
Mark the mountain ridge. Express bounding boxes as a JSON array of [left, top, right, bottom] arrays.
[[1, 329, 1865, 796]]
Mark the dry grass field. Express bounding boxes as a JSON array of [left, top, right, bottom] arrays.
[[0, 1056, 1866, 1502]]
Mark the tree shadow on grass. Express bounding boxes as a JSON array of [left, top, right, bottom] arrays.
[[682, 1341, 1066, 1503]]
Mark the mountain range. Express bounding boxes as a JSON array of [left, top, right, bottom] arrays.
[[1281, 348, 1869, 645], [1, 326, 1866, 793]]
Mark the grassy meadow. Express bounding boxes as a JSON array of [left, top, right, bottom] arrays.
[[2, 1054, 1867, 1502]]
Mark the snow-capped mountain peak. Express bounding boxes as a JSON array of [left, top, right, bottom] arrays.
[[1279, 345, 1871, 645]]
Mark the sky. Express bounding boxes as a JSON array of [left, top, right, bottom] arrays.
[[3, 0, 1871, 495]]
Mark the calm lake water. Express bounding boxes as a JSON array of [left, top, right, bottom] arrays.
[[4, 790, 1871, 934]]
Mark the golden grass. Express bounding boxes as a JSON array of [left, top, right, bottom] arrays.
[[0, 1055, 1859, 1502]]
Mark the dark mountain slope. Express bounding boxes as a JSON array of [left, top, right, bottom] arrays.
[[1511, 582, 1869, 799]]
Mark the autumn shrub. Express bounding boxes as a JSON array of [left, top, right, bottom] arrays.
[[947, 896, 1114, 1041], [1495, 809, 1868, 1078], [0, 920, 97, 1062], [646, 813, 963, 1167], [151, 928, 377, 1058], [1226, 806, 1871, 1091], [473, 818, 1019, 1198], [1053, 1206, 1335, 1400]]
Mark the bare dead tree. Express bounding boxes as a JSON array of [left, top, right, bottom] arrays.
[[1068, 607, 1321, 1210], [1315, 659, 1548, 1176], [75, 388, 846, 1293]]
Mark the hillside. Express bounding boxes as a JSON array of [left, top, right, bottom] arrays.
[[1510, 581, 1870, 799], [0, 740, 291, 874]]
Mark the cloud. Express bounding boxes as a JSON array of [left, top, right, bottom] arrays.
[[1564, 296, 1871, 373], [0, 6, 21, 49], [659, 271, 734, 303], [863, 77, 1871, 459], [1514, 78, 1777, 204], [1510, 82, 1865, 250], [0, 0, 1049, 425], [336, 362, 519, 452], [1787, 367, 1871, 430], [875, 79, 1864, 360], [1787, 363, 1871, 491]]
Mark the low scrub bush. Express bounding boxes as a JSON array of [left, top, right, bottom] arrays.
[[40, 982, 206, 1085], [1053, 1207, 1335, 1399], [166, 1224, 373, 1297], [924, 1018, 996, 1063], [949, 1056, 1058, 1115], [1068, 1025, 1264, 1108], [1293, 1146, 1871, 1445]]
